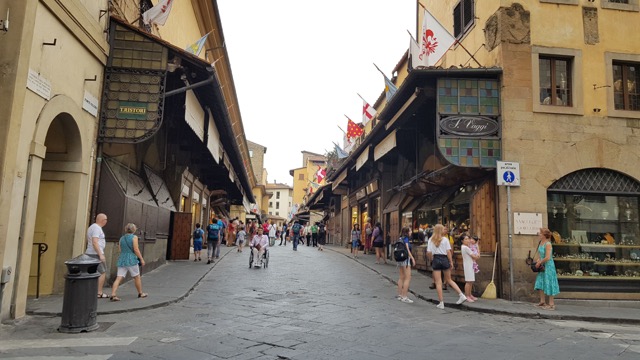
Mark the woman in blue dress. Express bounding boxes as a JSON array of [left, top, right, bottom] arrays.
[[110, 223, 147, 301], [534, 228, 560, 310]]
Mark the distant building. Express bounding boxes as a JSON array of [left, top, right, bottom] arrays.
[[266, 182, 293, 224]]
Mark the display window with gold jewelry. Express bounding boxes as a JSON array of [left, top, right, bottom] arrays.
[[547, 168, 640, 295]]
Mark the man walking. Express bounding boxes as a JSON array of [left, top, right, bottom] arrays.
[[311, 222, 319, 247], [206, 216, 221, 264], [86, 213, 109, 298], [291, 220, 302, 251]]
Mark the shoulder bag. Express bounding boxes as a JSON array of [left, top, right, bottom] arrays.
[[525, 240, 545, 272]]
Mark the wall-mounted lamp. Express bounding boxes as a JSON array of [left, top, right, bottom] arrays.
[[0, 8, 9, 32]]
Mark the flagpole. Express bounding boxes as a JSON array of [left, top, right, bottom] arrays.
[[373, 63, 386, 77], [337, 125, 346, 135]]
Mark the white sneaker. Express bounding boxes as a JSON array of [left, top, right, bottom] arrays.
[[401, 297, 414, 304], [436, 302, 445, 309], [395, 295, 403, 300], [456, 294, 468, 305]]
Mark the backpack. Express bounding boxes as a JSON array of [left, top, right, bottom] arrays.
[[193, 229, 202, 240], [292, 224, 301, 235], [393, 238, 409, 262], [207, 224, 220, 239]]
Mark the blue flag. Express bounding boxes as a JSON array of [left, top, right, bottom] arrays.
[[333, 142, 349, 159], [186, 32, 210, 56]]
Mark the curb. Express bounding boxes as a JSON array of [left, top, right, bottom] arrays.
[[327, 247, 640, 325]]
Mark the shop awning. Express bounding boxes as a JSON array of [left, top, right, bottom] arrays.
[[382, 191, 406, 214], [374, 130, 397, 161], [332, 169, 348, 191], [356, 146, 370, 171]]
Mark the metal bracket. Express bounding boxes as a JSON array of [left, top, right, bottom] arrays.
[[43, 38, 57, 46], [84, 75, 97, 82]]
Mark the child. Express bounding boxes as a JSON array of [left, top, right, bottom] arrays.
[[236, 226, 246, 252], [470, 236, 480, 274], [461, 234, 480, 302]]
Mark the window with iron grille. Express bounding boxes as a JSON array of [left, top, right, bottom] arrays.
[[613, 62, 639, 111], [539, 56, 573, 106], [453, 0, 474, 38]]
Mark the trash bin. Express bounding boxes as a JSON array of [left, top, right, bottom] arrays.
[[58, 254, 101, 333]]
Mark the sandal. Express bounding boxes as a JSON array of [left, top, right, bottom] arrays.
[[534, 302, 546, 308], [138, 293, 148, 298], [110, 296, 121, 302], [542, 304, 555, 311], [97, 293, 109, 299]]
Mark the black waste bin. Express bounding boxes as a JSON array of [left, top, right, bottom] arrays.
[[58, 254, 101, 333]]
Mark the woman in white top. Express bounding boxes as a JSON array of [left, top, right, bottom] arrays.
[[461, 234, 480, 302], [427, 224, 467, 309]]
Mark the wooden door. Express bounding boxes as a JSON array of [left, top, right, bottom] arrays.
[[169, 212, 192, 260]]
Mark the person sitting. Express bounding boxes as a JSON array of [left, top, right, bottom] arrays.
[[250, 227, 269, 267]]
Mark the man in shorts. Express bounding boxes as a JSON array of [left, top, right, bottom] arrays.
[[86, 213, 109, 298]]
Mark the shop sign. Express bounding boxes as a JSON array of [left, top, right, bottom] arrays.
[[356, 188, 366, 200], [514, 212, 542, 235], [440, 116, 498, 136], [117, 101, 147, 120]]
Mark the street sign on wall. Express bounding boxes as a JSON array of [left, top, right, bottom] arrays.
[[497, 161, 520, 186]]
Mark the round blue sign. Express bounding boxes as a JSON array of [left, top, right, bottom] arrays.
[[503, 171, 515, 183]]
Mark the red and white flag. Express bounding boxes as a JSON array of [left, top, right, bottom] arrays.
[[419, 9, 455, 66], [359, 94, 377, 125], [142, 0, 174, 26]]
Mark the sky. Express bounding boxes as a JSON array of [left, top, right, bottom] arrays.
[[217, 0, 417, 186]]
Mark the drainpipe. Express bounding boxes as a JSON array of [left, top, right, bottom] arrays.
[[90, 144, 103, 222]]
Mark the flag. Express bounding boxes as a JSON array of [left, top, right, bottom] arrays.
[[358, 93, 376, 125], [408, 31, 425, 70], [346, 117, 363, 139], [333, 142, 349, 159], [419, 9, 455, 66], [186, 32, 211, 56], [315, 166, 327, 183], [374, 64, 397, 101], [142, 0, 174, 26]]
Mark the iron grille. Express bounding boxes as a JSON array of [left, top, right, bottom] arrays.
[[549, 168, 640, 194]]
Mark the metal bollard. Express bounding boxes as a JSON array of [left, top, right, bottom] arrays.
[[58, 254, 101, 333]]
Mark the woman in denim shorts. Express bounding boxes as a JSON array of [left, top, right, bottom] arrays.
[[396, 227, 415, 303], [427, 224, 467, 309]]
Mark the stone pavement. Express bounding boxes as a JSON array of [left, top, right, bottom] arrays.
[[26, 244, 640, 324]]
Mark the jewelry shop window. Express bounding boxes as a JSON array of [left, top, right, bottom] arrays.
[[547, 168, 640, 290]]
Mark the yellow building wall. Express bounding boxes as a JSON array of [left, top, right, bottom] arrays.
[[292, 168, 306, 206]]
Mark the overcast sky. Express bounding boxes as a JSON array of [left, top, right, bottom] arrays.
[[217, 0, 416, 186]]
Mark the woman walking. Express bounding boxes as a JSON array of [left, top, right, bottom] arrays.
[[427, 224, 466, 309], [372, 222, 386, 264], [534, 228, 560, 310], [364, 218, 373, 255], [110, 223, 147, 301], [351, 224, 361, 258], [396, 226, 415, 303]]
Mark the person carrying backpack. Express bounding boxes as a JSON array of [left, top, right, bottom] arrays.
[[291, 220, 302, 250], [206, 216, 221, 264], [192, 223, 204, 262], [395, 226, 415, 303]]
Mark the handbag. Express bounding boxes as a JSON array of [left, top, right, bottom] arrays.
[[526, 241, 545, 272]]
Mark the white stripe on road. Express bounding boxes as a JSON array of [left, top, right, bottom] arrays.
[[0, 337, 136, 351], [0, 356, 112, 360]]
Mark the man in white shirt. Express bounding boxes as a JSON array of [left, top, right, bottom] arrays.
[[250, 227, 269, 267], [85, 213, 108, 298]]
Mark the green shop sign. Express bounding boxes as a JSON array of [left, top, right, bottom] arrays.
[[117, 102, 147, 120]]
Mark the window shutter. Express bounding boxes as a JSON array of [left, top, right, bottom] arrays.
[[453, 4, 462, 37]]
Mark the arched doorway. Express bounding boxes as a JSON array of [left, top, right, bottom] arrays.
[[28, 113, 85, 296]]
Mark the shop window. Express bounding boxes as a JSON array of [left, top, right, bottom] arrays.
[[539, 56, 572, 106], [547, 168, 640, 288], [613, 62, 639, 111], [453, 0, 474, 39]]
